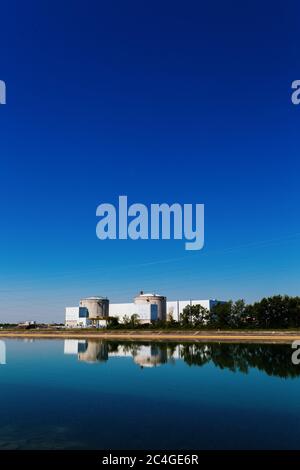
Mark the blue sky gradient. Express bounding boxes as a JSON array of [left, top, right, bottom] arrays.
[[0, 0, 299, 322]]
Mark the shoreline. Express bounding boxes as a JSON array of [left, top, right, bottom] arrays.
[[0, 329, 300, 343]]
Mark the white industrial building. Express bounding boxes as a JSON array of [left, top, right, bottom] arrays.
[[65, 292, 222, 327], [110, 292, 167, 323], [110, 298, 220, 323], [65, 306, 91, 328], [166, 299, 219, 322]]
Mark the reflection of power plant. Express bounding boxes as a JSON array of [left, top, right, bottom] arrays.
[[64, 339, 87, 354], [64, 340, 180, 367], [78, 341, 109, 363], [132, 345, 168, 368], [0, 340, 6, 365]]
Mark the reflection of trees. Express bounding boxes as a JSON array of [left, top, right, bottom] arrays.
[[180, 344, 211, 367], [180, 343, 300, 378], [106, 340, 179, 361]]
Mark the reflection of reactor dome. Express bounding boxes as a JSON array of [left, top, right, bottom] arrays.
[[133, 345, 168, 368], [78, 341, 108, 363], [134, 356, 161, 368]]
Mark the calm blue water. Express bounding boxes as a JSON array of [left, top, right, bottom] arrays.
[[0, 339, 300, 449]]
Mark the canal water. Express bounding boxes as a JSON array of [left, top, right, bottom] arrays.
[[0, 339, 299, 449]]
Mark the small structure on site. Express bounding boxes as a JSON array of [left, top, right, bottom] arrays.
[[18, 321, 37, 330]]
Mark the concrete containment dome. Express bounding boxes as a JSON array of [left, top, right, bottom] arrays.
[[79, 296, 109, 319], [134, 291, 167, 321]]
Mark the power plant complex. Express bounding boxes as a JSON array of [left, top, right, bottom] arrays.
[[65, 292, 222, 327]]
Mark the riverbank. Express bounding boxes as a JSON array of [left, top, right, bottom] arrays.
[[1, 329, 300, 343]]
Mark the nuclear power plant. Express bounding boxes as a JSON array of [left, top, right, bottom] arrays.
[[65, 291, 222, 327]]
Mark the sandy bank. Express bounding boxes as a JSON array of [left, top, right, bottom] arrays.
[[0, 330, 300, 343]]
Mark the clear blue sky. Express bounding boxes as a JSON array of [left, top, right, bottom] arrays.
[[0, 0, 299, 322]]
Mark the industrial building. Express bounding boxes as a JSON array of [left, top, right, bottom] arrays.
[[79, 296, 109, 319], [132, 292, 166, 323], [65, 297, 109, 328], [110, 297, 220, 323], [65, 292, 222, 327], [65, 307, 90, 328]]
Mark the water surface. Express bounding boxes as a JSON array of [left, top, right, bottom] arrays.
[[0, 339, 299, 449]]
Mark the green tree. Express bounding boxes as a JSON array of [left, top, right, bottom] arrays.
[[181, 304, 209, 327], [107, 316, 119, 328], [122, 315, 131, 326], [251, 295, 290, 328], [210, 301, 232, 328], [130, 313, 140, 327], [123, 314, 140, 328], [231, 299, 246, 327], [181, 305, 192, 325]]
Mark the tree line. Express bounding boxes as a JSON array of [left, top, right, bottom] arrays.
[[181, 295, 300, 329]]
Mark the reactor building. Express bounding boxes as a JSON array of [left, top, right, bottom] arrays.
[[65, 296, 109, 328]]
